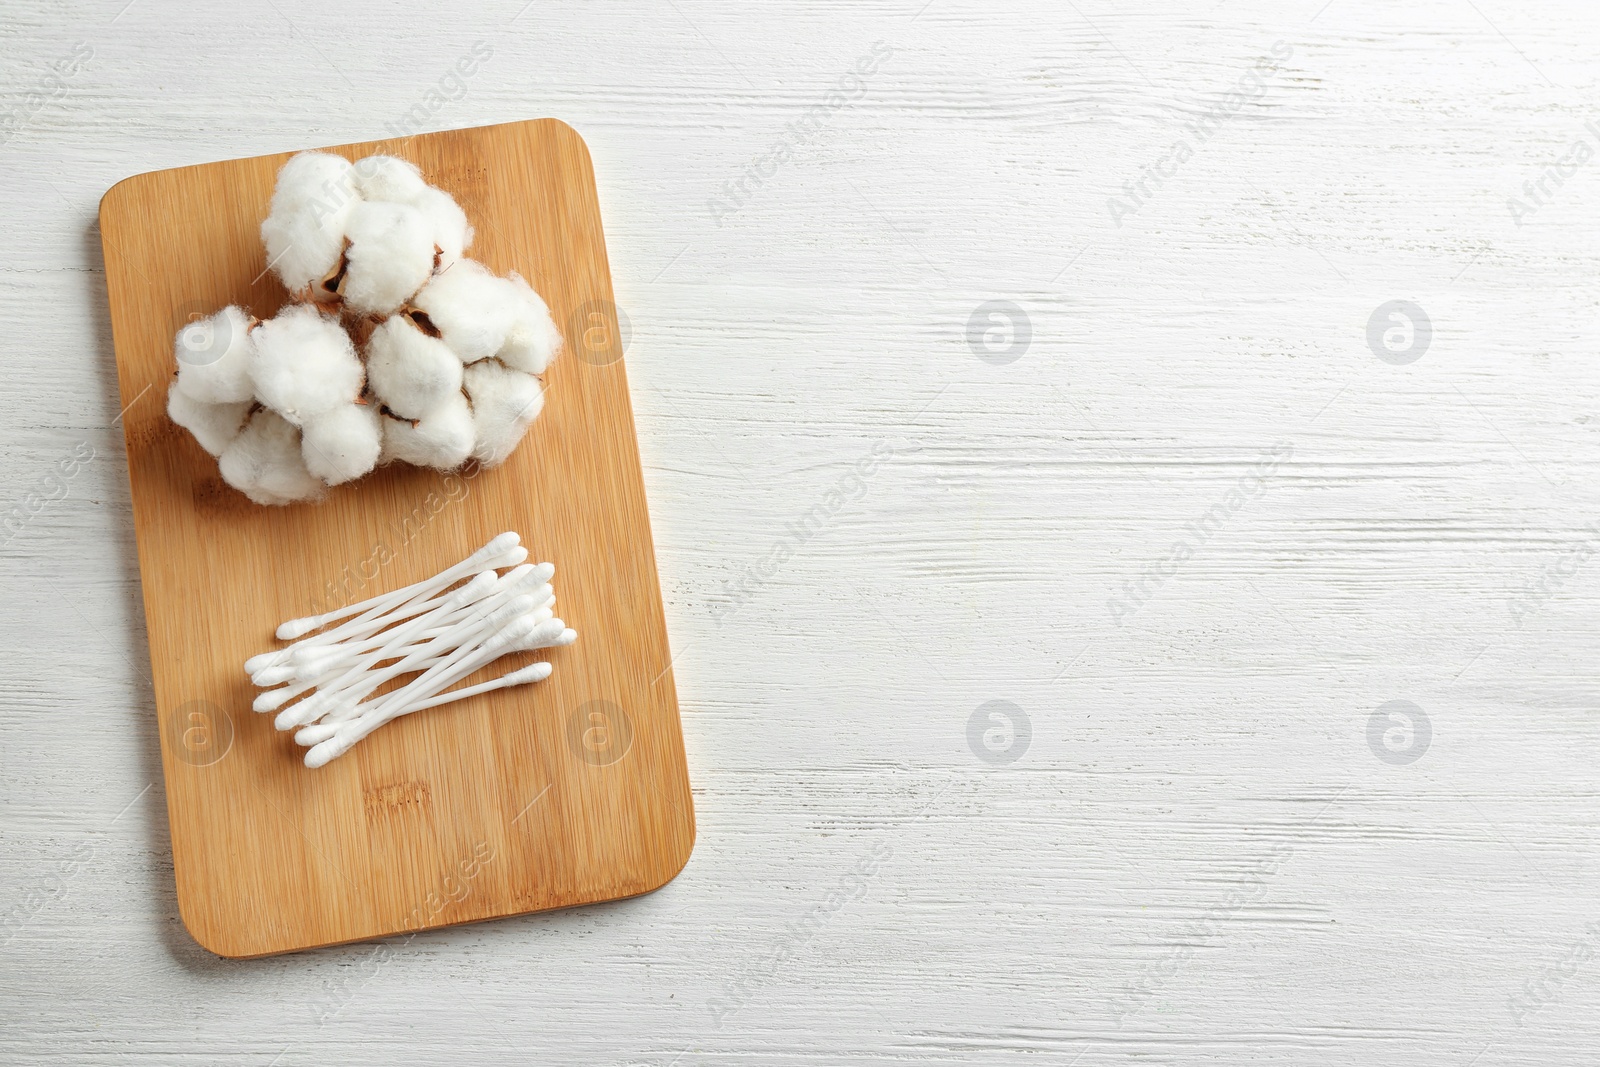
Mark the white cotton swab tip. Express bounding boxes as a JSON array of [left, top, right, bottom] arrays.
[[275, 616, 323, 641], [304, 737, 346, 769], [509, 661, 554, 684], [295, 721, 339, 747], [475, 531, 521, 560], [252, 664, 298, 687], [245, 649, 290, 676], [254, 687, 298, 713], [276, 692, 327, 731]]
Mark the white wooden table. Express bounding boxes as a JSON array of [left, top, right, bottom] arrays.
[[4, 0, 1599, 1062]]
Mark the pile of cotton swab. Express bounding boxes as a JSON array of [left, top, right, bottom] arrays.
[[247, 532, 575, 768], [168, 152, 562, 506]]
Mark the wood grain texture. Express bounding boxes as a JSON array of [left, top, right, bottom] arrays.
[[5, 0, 1600, 1061], [98, 118, 694, 957]]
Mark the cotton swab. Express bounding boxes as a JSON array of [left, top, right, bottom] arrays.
[[405, 661, 554, 712], [253, 569, 507, 688], [245, 532, 576, 769], [243, 549, 529, 676], [272, 531, 522, 640], [251, 587, 555, 716], [344, 607, 554, 720], [290, 587, 554, 681], [318, 615, 555, 740], [354, 619, 573, 731], [303, 617, 571, 768], [285, 570, 553, 679], [278, 594, 542, 731], [289, 661, 555, 748], [252, 570, 507, 709], [269, 543, 529, 658], [285, 604, 556, 735]]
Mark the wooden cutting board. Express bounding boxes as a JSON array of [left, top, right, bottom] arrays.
[[98, 119, 694, 958]]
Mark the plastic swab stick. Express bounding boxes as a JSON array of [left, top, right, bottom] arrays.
[[279, 595, 540, 731], [303, 618, 565, 767], [360, 617, 571, 726], [275, 545, 528, 654], [244, 552, 523, 677], [253, 571, 505, 709], [404, 661, 554, 712], [273, 532, 521, 640], [288, 659, 555, 746]]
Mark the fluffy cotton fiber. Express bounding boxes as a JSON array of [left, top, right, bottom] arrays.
[[381, 391, 475, 470], [352, 155, 473, 268], [219, 409, 326, 506], [340, 201, 436, 316], [365, 315, 463, 420], [173, 152, 560, 504], [416, 187, 473, 269], [411, 260, 521, 363], [250, 304, 363, 426], [500, 273, 564, 374], [261, 152, 358, 295], [351, 154, 429, 205], [464, 360, 544, 466], [174, 306, 257, 404], [301, 401, 382, 485], [166, 385, 250, 457]]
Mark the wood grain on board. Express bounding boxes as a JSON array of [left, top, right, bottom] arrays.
[[97, 118, 694, 958]]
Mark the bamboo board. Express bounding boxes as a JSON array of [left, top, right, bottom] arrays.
[[98, 119, 695, 958]]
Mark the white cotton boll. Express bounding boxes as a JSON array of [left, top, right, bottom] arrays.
[[414, 186, 473, 269], [269, 152, 357, 212], [366, 315, 464, 420], [340, 201, 436, 316], [301, 402, 382, 486], [173, 306, 256, 404], [261, 152, 359, 293], [380, 391, 475, 470], [411, 260, 519, 363], [351, 154, 429, 205], [349, 155, 471, 266], [499, 273, 564, 374], [166, 384, 250, 457], [464, 360, 544, 467], [250, 304, 363, 426], [219, 409, 325, 506]]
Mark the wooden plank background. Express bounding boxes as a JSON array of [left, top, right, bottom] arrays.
[[4, 0, 1600, 1061]]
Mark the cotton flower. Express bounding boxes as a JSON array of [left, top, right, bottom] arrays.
[[365, 314, 463, 420], [499, 272, 564, 374], [380, 391, 475, 470], [351, 155, 472, 268], [173, 305, 256, 404], [166, 385, 250, 457], [219, 409, 326, 506], [171, 152, 561, 501], [351, 154, 429, 205], [250, 304, 363, 425], [302, 401, 382, 486], [416, 187, 473, 270], [410, 259, 521, 363], [464, 360, 544, 467], [340, 201, 436, 316], [261, 152, 359, 296]]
